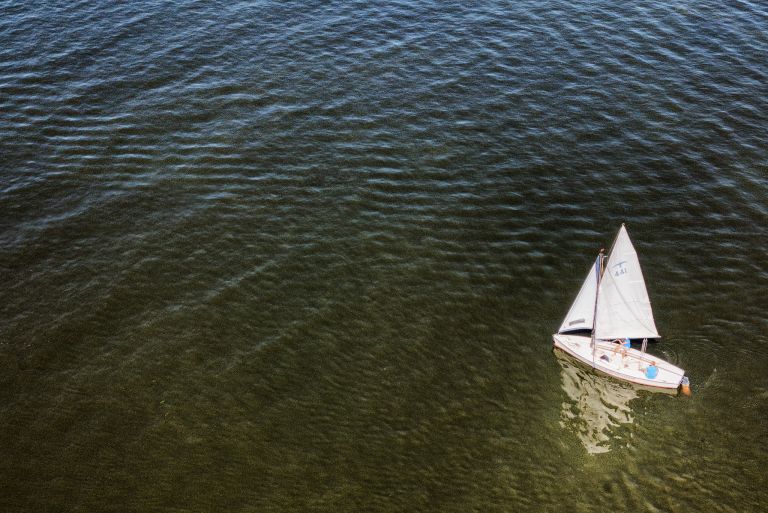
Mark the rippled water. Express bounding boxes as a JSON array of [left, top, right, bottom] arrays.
[[1, 1, 767, 511]]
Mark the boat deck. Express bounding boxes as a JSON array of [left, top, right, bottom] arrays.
[[553, 333, 685, 390]]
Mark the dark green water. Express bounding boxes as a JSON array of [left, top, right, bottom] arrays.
[[1, 1, 767, 511]]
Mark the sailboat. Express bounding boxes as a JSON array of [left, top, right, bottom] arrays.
[[552, 224, 688, 392]]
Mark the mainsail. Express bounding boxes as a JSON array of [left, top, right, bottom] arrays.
[[557, 256, 599, 333], [594, 225, 659, 340]]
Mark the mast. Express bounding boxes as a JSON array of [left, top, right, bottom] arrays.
[[592, 222, 625, 357], [590, 248, 605, 368]]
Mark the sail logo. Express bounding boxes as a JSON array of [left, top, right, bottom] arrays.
[[612, 261, 628, 277]]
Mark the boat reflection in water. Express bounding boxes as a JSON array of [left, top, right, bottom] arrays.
[[555, 351, 639, 454]]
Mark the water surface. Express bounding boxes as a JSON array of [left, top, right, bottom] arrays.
[[1, 1, 767, 511]]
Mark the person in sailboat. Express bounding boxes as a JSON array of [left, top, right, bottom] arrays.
[[641, 361, 659, 379], [612, 337, 631, 358]]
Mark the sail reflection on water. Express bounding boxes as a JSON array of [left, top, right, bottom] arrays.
[[556, 351, 639, 454]]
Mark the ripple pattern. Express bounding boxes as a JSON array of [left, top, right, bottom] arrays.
[[1, 0, 767, 511]]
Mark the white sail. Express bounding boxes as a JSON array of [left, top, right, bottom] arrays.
[[558, 256, 599, 334], [594, 225, 660, 340]]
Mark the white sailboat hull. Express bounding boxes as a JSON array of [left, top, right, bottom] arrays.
[[552, 333, 685, 392]]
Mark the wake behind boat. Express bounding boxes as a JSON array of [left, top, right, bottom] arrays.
[[552, 224, 689, 393]]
